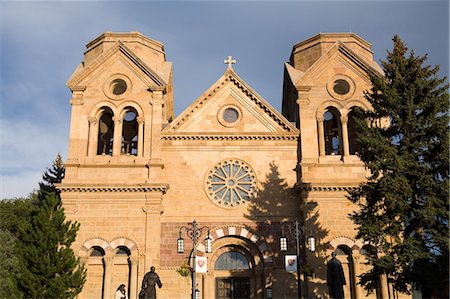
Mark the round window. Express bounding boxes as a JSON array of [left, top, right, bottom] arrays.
[[333, 79, 350, 95], [223, 107, 239, 123], [217, 105, 242, 127], [111, 79, 127, 95], [205, 159, 256, 208], [327, 75, 355, 100]]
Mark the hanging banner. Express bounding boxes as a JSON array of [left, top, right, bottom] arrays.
[[285, 255, 297, 272], [196, 256, 208, 273]]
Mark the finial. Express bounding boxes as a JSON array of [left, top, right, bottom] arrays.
[[224, 56, 236, 69]]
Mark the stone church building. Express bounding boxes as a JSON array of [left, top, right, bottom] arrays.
[[59, 32, 405, 299]]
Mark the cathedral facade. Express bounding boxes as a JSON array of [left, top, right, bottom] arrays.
[[59, 32, 404, 299]]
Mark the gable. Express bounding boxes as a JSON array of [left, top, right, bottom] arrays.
[[163, 69, 298, 136], [67, 41, 167, 91], [292, 42, 383, 87]]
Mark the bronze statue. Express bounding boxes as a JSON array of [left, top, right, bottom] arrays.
[[327, 252, 346, 299], [139, 266, 162, 299]]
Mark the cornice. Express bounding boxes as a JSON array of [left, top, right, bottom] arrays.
[[297, 183, 358, 192], [161, 133, 299, 141], [57, 184, 169, 194]]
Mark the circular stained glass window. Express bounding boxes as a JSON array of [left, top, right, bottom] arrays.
[[333, 79, 350, 95], [223, 107, 239, 123], [205, 159, 256, 208]]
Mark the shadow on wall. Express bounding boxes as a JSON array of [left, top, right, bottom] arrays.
[[244, 161, 330, 298]]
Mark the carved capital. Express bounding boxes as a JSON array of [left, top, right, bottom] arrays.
[[142, 202, 164, 214], [137, 116, 145, 125], [104, 256, 114, 266], [296, 86, 312, 107], [340, 115, 348, 124], [70, 93, 84, 106], [317, 115, 324, 122], [88, 117, 98, 125], [130, 256, 139, 265], [114, 117, 122, 126]]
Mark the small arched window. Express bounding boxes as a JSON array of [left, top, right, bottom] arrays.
[[97, 107, 114, 155], [324, 107, 342, 155], [348, 107, 363, 155], [122, 107, 138, 156], [90, 246, 105, 257], [215, 251, 250, 270], [115, 246, 131, 256]]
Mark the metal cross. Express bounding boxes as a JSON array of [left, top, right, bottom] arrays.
[[224, 56, 236, 68]]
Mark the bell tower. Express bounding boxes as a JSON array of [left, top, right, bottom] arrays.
[[282, 32, 383, 184], [282, 33, 386, 298], [59, 32, 172, 299]]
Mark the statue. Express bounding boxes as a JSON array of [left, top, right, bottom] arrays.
[[327, 252, 346, 299], [115, 284, 128, 299], [139, 266, 163, 299]]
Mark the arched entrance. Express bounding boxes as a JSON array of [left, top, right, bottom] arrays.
[[199, 234, 269, 299], [215, 247, 252, 299]]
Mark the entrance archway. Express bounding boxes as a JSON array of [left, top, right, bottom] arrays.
[[215, 247, 252, 299], [198, 235, 268, 299]]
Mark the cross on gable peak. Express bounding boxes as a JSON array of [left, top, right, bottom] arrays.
[[224, 56, 236, 69]]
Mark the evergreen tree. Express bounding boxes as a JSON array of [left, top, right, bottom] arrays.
[[16, 155, 86, 298], [39, 153, 65, 196], [349, 35, 449, 295], [0, 230, 23, 298]]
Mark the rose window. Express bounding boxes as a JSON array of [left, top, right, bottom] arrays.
[[205, 159, 256, 208]]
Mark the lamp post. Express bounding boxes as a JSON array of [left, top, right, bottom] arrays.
[[280, 219, 315, 299], [177, 220, 212, 299]]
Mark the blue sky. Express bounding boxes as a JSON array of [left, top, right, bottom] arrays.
[[0, 1, 448, 199]]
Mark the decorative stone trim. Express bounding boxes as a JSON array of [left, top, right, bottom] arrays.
[[110, 237, 139, 253], [329, 236, 363, 251], [205, 225, 274, 263], [58, 184, 169, 194], [81, 237, 110, 252], [299, 185, 357, 192], [161, 134, 298, 141]]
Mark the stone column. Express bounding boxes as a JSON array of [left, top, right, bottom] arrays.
[[113, 117, 122, 156], [129, 256, 139, 299], [143, 195, 164, 270], [137, 116, 145, 157], [67, 88, 85, 160], [147, 88, 165, 179], [103, 256, 114, 299], [317, 116, 325, 156], [150, 89, 164, 160], [88, 117, 98, 156], [341, 115, 350, 157]]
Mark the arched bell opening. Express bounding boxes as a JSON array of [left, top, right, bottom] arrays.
[[323, 107, 342, 156], [347, 107, 363, 155], [97, 107, 114, 155], [121, 107, 138, 156]]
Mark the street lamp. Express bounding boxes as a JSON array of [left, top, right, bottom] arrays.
[[280, 219, 315, 299], [177, 220, 212, 299]]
